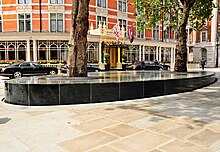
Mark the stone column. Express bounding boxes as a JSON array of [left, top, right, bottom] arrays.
[[98, 41, 102, 64], [117, 46, 122, 69], [156, 46, 159, 60], [139, 45, 142, 61], [26, 39, 30, 61], [211, 0, 218, 67], [98, 41, 105, 69], [33, 39, 37, 61], [158, 46, 162, 61], [142, 46, 145, 61], [211, 0, 218, 45], [171, 47, 175, 70]]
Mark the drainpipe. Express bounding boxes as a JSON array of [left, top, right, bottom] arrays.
[[39, 0, 42, 32]]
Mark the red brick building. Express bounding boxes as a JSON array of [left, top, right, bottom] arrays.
[[0, 0, 218, 69]]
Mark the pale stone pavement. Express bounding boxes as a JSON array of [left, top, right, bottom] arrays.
[[0, 68, 220, 152]]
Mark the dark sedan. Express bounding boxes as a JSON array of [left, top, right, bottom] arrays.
[[0, 62, 58, 78], [132, 61, 170, 70], [60, 64, 101, 73]]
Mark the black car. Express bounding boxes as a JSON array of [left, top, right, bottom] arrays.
[[132, 61, 170, 70], [60, 64, 101, 73], [0, 62, 58, 78]]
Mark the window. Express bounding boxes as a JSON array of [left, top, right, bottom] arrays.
[[50, 13, 63, 32], [87, 43, 98, 63], [50, 45, 58, 60], [50, 0, 63, 4], [164, 27, 170, 42], [124, 47, 139, 62], [201, 31, 207, 42], [0, 16, 2, 32], [144, 47, 156, 61], [0, 45, 5, 60], [18, 0, 30, 4], [18, 45, 26, 60], [97, 0, 106, 8], [20, 62, 30, 67], [119, 19, 126, 36], [8, 45, 15, 60], [152, 25, 159, 40], [19, 14, 31, 32], [136, 22, 144, 39], [97, 16, 106, 28], [174, 29, 178, 40], [118, 0, 127, 12]]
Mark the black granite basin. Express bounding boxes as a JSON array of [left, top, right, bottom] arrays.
[[3, 71, 216, 106]]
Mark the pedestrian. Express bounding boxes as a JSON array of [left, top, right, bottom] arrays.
[[200, 58, 206, 70], [154, 59, 159, 65]]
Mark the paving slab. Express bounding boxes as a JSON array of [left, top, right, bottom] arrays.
[[0, 69, 220, 151]]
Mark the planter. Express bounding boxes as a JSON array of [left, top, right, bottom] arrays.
[[187, 63, 200, 69], [105, 64, 110, 71]]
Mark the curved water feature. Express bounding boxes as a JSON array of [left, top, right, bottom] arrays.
[[3, 71, 216, 106]]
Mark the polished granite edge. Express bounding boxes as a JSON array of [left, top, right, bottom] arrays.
[[5, 71, 215, 84], [3, 71, 217, 106]]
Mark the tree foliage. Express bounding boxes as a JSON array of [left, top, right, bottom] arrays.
[[135, 0, 216, 72]]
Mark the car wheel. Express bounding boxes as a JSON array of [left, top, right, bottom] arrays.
[[49, 70, 56, 75], [13, 71, 22, 78]]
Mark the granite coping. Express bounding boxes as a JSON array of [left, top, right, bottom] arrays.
[[3, 71, 217, 106], [5, 70, 215, 84]]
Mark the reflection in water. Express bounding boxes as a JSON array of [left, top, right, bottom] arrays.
[[7, 71, 214, 84]]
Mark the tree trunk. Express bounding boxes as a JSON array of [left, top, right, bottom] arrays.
[[174, 0, 195, 72], [67, 0, 89, 77]]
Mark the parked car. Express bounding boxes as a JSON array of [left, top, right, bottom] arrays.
[[0, 61, 58, 78], [60, 64, 101, 73], [132, 61, 170, 70]]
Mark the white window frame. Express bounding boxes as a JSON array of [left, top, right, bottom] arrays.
[[118, 0, 127, 12], [18, 13, 31, 32], [97, 0, 106, 8], [97, 16, 107, 28], [119, 19, 127, 36], [200, 31, 208, 42], [152, 25, 159, 40], [136, 22, 144, 39], [50, 13, 64, 32], [18, 0, 31, 4], [50, 0, 63, 4]]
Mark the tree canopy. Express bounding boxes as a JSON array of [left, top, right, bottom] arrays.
[[135, 0, 216, 72]]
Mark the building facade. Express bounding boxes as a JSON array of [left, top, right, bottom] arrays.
[[0, 0, 218, 69]]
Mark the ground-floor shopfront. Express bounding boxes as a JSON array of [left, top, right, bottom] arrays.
[[0, 37, 176, 70], [1, 32, 211, 70]]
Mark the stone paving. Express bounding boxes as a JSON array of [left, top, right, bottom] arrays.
[[0, 68, 220, 152]]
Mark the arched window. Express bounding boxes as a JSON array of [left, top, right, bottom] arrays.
[[8, 45, 16, 60], [201, 48, 207, 59], [125, 46, 138, 62], [61, 44, 68, 62], [50, 44, 58, 60], [164, 48, 171, 63], [18, 44, 26, 60], [38, 44, 47, 60], [144, 46, 156, 61], [0, 45, 6, 60], [87, 43, 98, 63]]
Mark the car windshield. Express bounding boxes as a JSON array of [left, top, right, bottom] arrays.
[[8, 62, 21, 67], [32, 62, 40, 66]]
